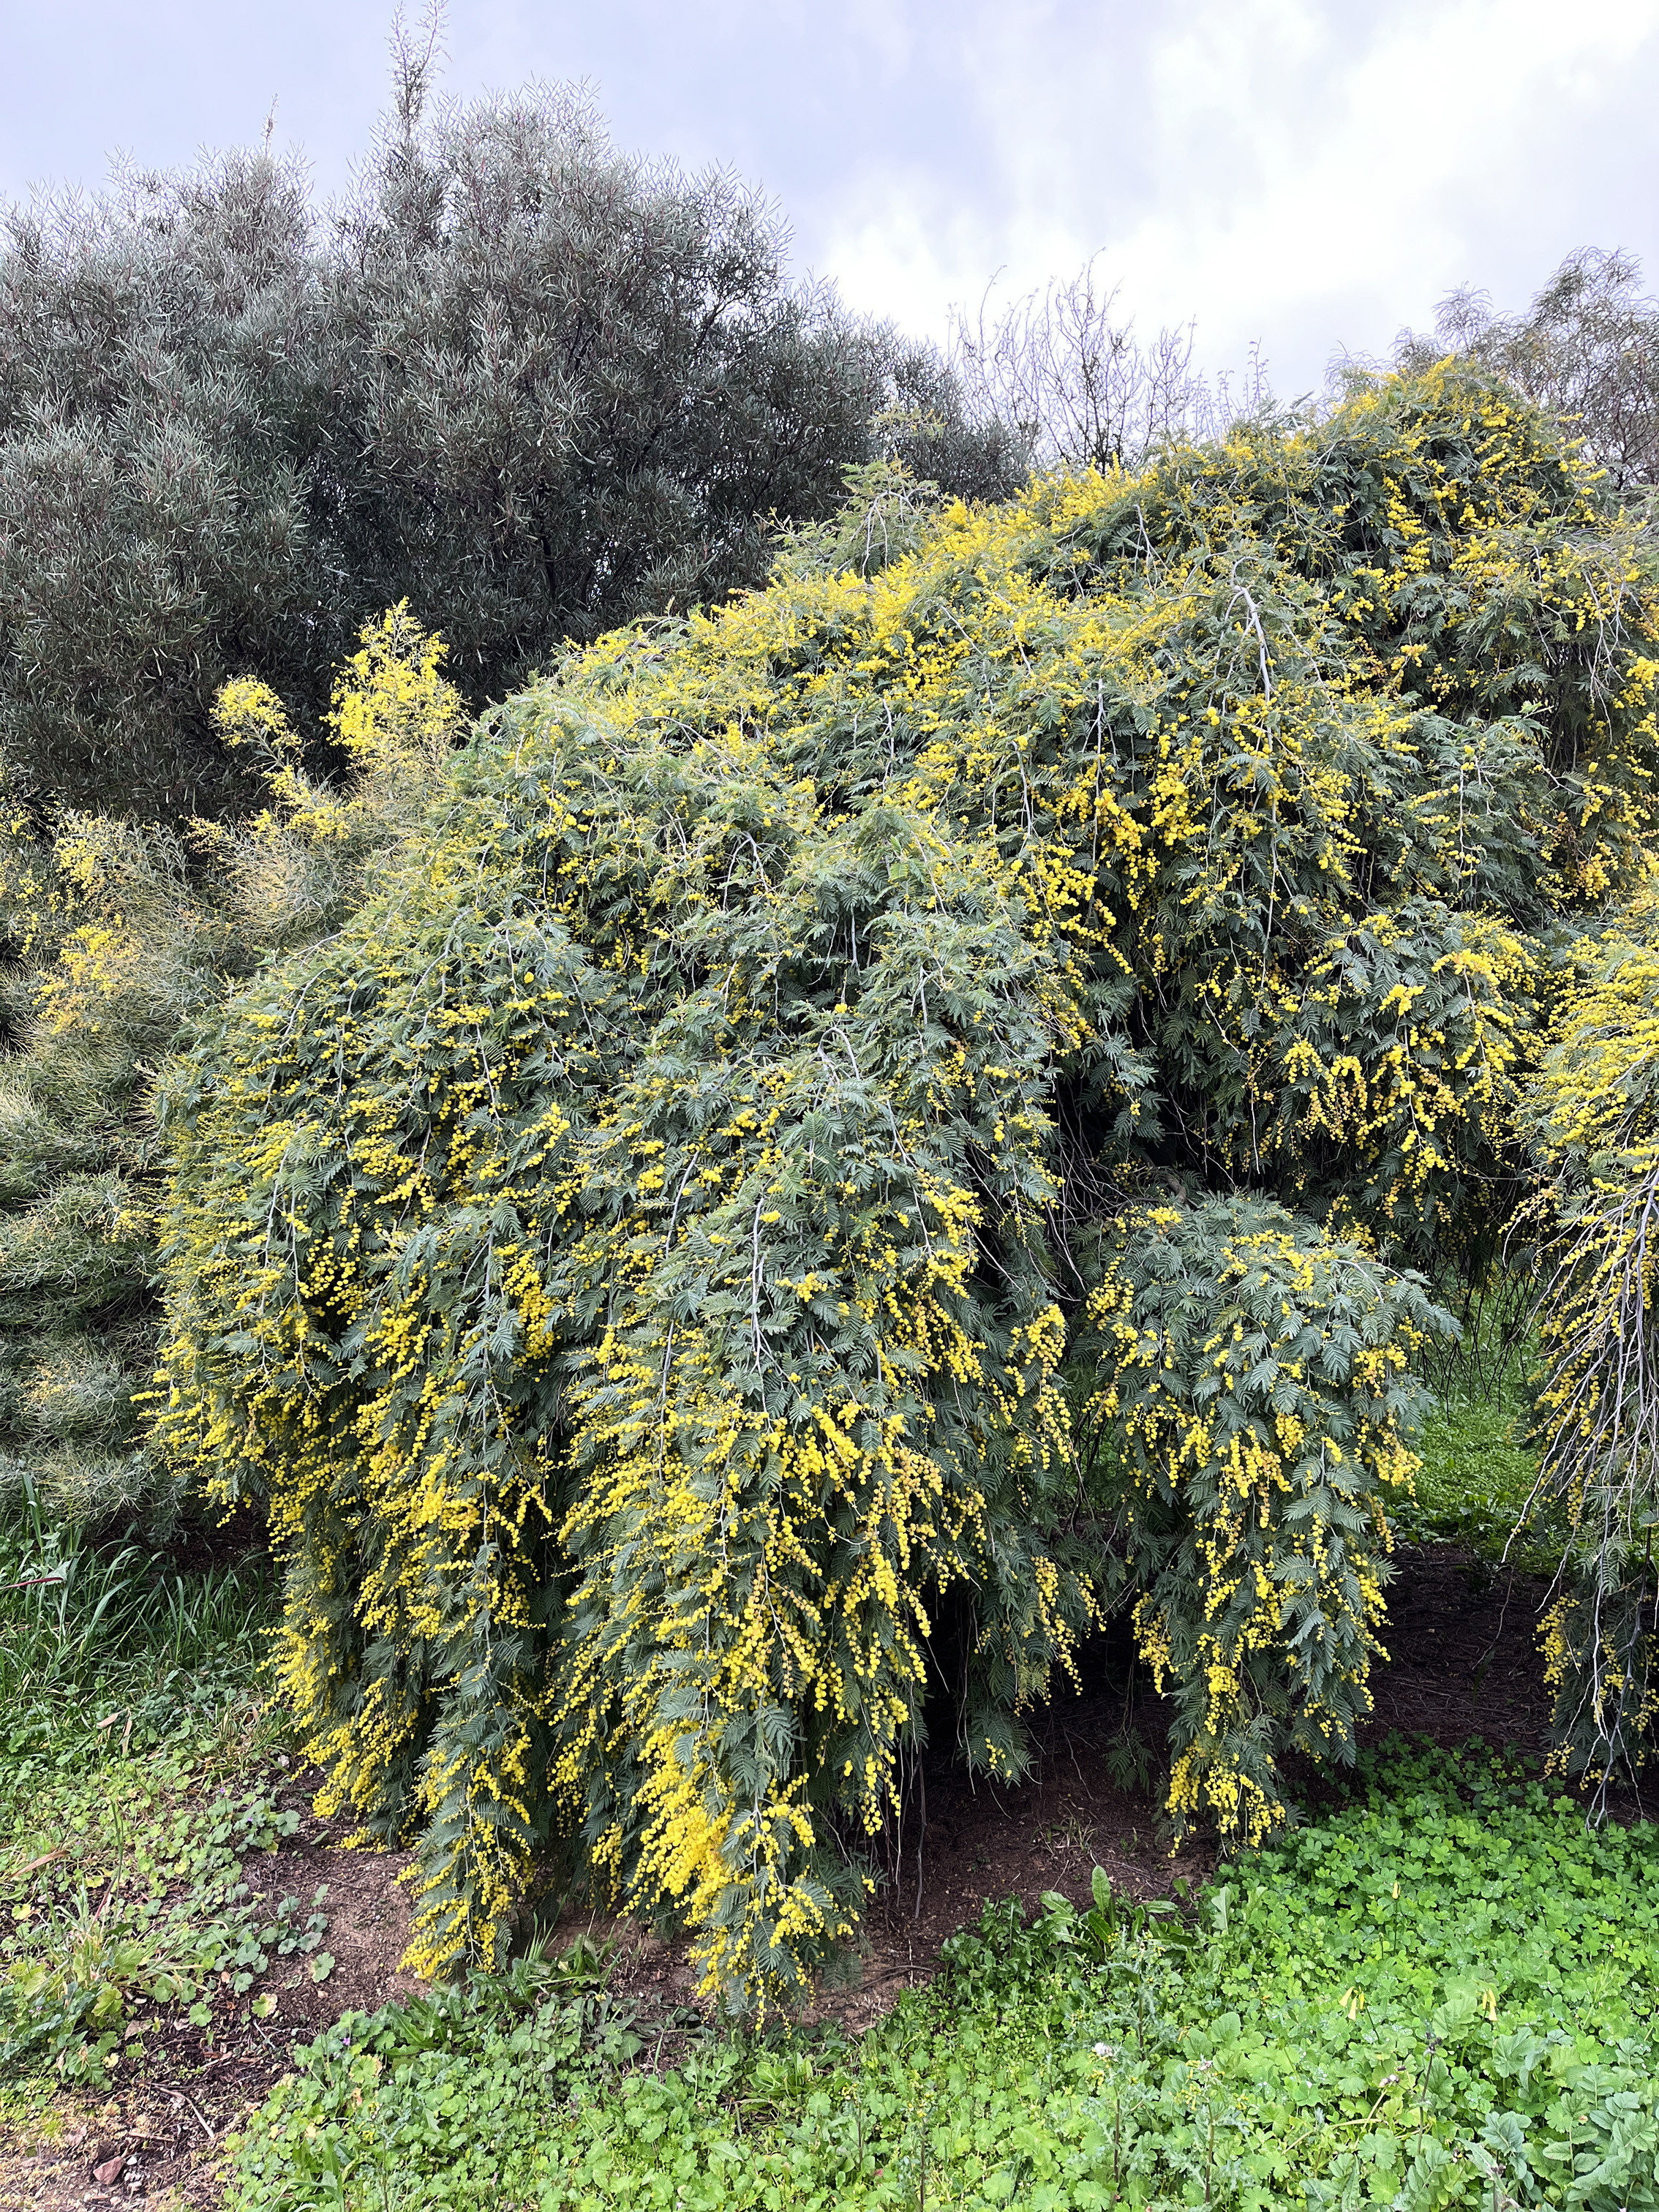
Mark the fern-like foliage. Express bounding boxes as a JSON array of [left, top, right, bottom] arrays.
[[155, 364, 1659, 2004], [0, 608, 460, 1532], [1527, 919, 1659, 1800]]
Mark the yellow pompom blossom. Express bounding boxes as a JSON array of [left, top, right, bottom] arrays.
[[1527, 911, 1659, 1799], [1080, 1202, 1445, 1845], [0, 607, 457, 1534], [155, 364, 1659, 2004]]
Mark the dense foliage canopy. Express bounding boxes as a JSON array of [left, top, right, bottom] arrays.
[[151, 362, 1659, 2005], [0, 83, 1015, 822], [0, 609, 459, 1530]]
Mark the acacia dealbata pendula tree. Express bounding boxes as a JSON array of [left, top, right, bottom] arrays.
[[1525, 914, 1659, 1799], [0, 607, 459, 1532], [155, 363, 1659, 2005]]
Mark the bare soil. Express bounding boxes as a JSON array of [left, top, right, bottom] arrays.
[[0, 1539, 1611, 2208]]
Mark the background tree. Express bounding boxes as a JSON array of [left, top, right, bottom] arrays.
[[325, 75, 1015, 687], [0, 151, 328, 820], [949, 252, 1273, 474], [1394, 248, 1659, 495], [0, 69, 1015, 824]]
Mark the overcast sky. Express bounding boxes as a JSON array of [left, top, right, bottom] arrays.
[[2, 0, 1657, 397]]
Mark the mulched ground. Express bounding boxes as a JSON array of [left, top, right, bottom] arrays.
[[1, 1538, 1632, 2211]]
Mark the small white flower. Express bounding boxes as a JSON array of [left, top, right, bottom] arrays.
[[1093, 2042, 1111, 2057]]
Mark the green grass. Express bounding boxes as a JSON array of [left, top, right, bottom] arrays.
[[0, 1489, 317, 2089], [225, 1742, 1659, 2212], [0, 1482, 279, 1768], [1397, 1335, 1567, 1573]]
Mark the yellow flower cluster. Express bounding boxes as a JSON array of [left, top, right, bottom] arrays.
[[154, 363, 1659, 2000], [1082, 1205, 1440, 1845], [1527, 914, 1659, 1792]]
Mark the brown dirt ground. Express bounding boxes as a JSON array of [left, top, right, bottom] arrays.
[[1364, 1545, 1555, 1757], [0, 1538, 1625, 2210]]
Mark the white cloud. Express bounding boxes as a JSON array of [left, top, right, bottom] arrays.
[[813, 0, 1659, 389], [2, 0, 1658, 396]]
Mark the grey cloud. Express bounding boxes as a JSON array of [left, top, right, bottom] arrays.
[[1, 1, 1656, 401]]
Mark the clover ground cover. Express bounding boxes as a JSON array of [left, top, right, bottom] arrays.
[[227, 1741, 1658, 2211]]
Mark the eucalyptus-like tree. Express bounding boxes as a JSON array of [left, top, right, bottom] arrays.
[[1396, 247, 1659, 495], [0, 80, 1013, 823]]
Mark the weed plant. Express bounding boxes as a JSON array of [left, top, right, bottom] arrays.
[[0, 1484, 314, 2088], [226, 1740, 1658, 2211]]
